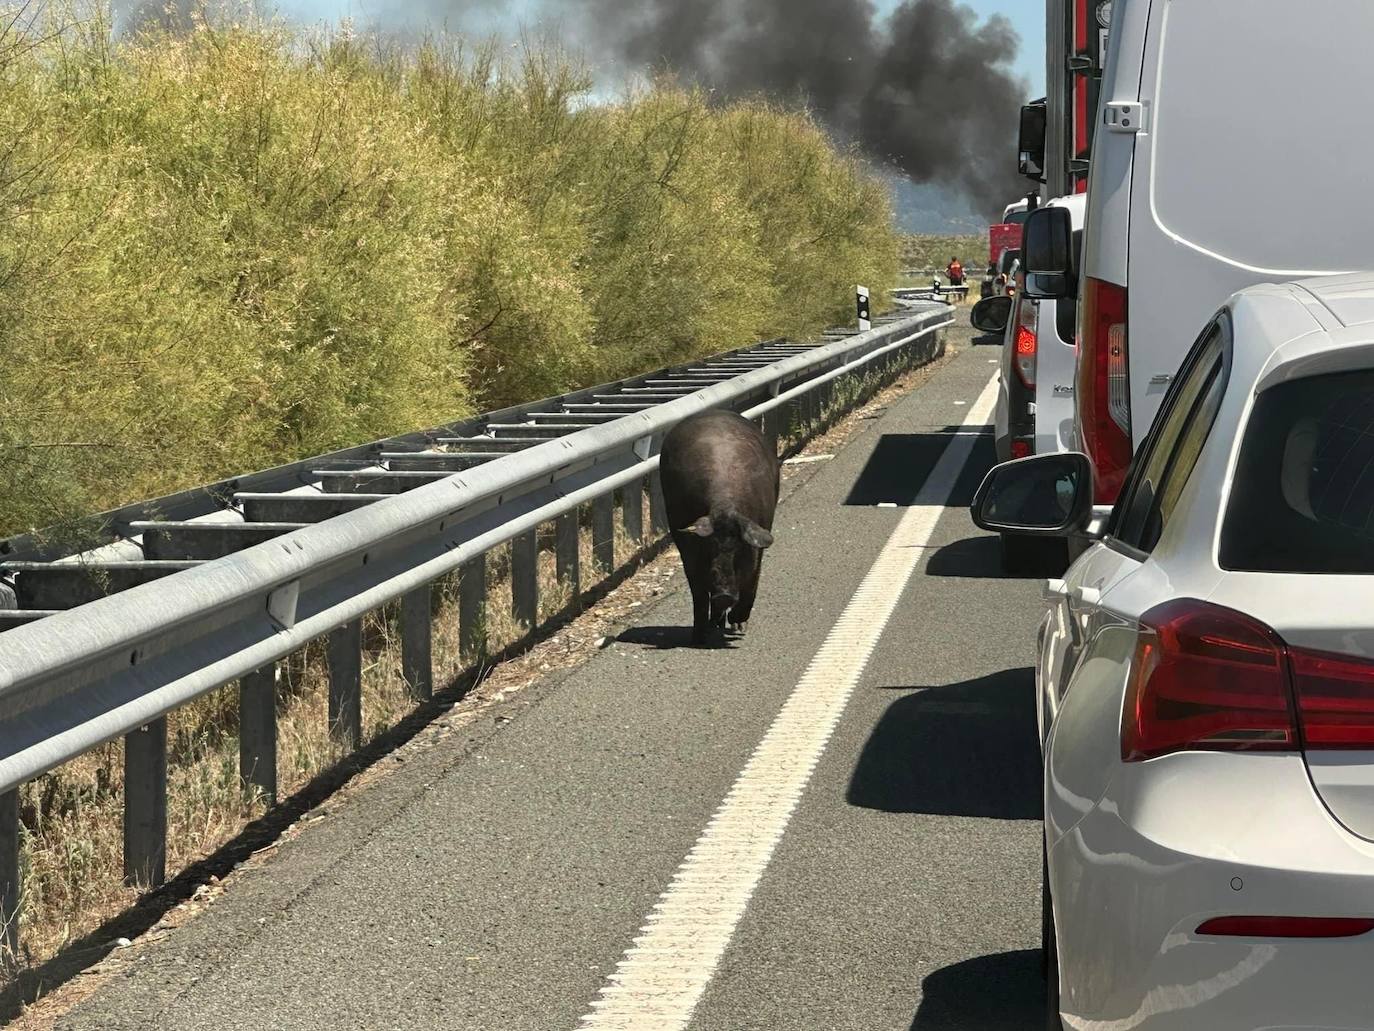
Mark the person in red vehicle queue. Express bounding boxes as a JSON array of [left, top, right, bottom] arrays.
[[945, 256, 964, 287]]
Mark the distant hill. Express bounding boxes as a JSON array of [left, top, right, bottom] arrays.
[[878, 171, 991, 235]]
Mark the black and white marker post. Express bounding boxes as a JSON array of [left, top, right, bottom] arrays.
[[856, 285, 871, 332]]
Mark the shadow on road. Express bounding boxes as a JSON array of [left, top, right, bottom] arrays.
[[925, 535, 1064, 580], [846, 669, 1041, 819], [845, 432, 994, 508], [972, 331, 1005, 347], [615, 625, 737, 650], [909, 950, 1045, 1030]]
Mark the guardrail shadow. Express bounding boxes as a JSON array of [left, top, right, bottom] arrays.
[[846, 669, 1040, 820], [908, 949, 1044, 1029], [844, 431, 994, 509]]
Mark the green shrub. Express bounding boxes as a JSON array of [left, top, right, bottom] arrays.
[[0, 4, 899, 537]]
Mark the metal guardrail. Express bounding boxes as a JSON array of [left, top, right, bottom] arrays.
[[893, 284, 970, 303], [0, 303, 952, 956]]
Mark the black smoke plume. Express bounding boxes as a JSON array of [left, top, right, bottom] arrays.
[[558, 0, 1027, 218]]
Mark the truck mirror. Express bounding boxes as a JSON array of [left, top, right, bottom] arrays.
[[1023, 207, 1075, 300], [1018, 102, 1047, 183]]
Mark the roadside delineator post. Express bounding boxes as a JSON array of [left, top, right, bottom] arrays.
[[856, 285, 871, 332]]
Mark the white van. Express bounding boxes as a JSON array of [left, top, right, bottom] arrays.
[[975, 193, 1086, 571], [1024, 0, 1372, 505]]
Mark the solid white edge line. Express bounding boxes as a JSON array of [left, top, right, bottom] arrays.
[[575, 374, 999, 1031]]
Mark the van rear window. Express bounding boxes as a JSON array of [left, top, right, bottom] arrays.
[[1221, 371, 1374, 573]]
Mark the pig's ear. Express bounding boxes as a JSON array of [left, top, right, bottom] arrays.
[[740, 519, 774, 549], [682, 516, 714, 538]]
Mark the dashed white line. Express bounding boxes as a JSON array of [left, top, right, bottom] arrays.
[[575, 375, 1000, 1031]]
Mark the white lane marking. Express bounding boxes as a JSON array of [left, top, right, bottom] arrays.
[[576, 376, 999, 1031]]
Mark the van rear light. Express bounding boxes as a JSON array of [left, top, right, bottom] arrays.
[[1197, 916, 1374, 938], [1107, 322, 1130, 432], [1077, 277, 1133, 502], [1290, 648, 1374, 749], [1122, 600, 1298, 762], [1014, 297, 1037, 389]]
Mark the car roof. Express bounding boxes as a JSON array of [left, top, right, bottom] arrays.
[[1291, 273, 1374, 330], [1228, 276, 1374, 394], [1045, 193, 1087, 215]]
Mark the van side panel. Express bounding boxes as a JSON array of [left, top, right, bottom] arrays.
[[1126, 0, 1374, 436], [1081, 0, 1148, 290]]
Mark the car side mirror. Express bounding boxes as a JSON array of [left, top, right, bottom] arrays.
[[1022, 206, 1075, 300], [970, 295, 1012, 334], [1018, 101, 1047, 183], [972, 453, 1094, 537]]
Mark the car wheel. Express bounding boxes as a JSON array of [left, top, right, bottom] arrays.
[[1000, 534, 1068, 577], [1044, 840, 1064, 1030]]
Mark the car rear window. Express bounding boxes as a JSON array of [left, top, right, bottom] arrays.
[[1221, 370, 1374, 572]]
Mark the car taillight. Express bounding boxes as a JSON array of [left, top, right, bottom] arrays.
[[1122, 600, 1297, 762], [1077, 277, 1133, 503], [1197, 916, 1374, 938], [1122, 600, 1374, 761], [1290, 648, 1374, 749], [1013, 297, 1037, 389]]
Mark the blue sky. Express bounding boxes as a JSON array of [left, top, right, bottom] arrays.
[[275, 1, 1044, 96]]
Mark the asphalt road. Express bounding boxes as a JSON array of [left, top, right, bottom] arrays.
[[60, 331, 1047, 1031]]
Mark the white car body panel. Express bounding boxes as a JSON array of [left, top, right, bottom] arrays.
[[1036, 193, 1088, 455], [1040, 278, 1374, 1028]]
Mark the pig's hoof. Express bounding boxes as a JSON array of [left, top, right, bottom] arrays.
[[727, 622, 748, 638]]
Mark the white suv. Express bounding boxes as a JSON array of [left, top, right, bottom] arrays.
[[976, 274, 1374, 1030]]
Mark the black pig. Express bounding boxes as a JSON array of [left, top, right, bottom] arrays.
[[659, 410, 779, 646]]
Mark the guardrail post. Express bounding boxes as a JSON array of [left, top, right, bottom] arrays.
[[0, 790, 18, 965], [762, 410, 781, 458], [460, 554, 487, 662], [511, 529, 539, 631], [622, 480, 643, 547], [239, 664, 277, 806], [124, 716, 167, 888], [591, 494, 615, 573], [649, 473, 668, 536], [555, 511, 580, 599], [818, 376, 836, 428], [327, 620, 362, 750], [401, 587, 433, 701]]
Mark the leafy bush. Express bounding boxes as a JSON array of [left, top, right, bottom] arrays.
[[0, 4, 899, 537]]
